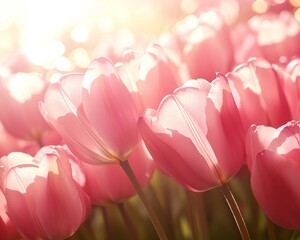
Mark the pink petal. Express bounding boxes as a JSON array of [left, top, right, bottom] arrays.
[[251, 150, 300, 229], [81, 57, 140, 161]]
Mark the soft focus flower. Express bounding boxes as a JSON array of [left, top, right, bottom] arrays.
[[92, 29, 147, 64], [40, 57, 140, 164], [2, 53, 33, 74], [81, 140, 155, 205], [0, 121, 59, 158], [281, 58, 300, 120], [116, 43, 179, 112], [138, 74, 244, 192], [0, 72, 60, 145], [0, 146, 91, 240], [227, 57, 291, 133], [246, 121, 300, 229], [160, 10, 234, 82], [0, 122, 21, 158], [232, 11, 300, 65]]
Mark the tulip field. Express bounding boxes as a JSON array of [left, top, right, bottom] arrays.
[[1, 0, 300, 239]]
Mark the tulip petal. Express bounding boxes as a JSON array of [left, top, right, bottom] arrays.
[[82, 57, 140, 161], [138, 116, 219, 192], [156, 80, 223, 182], [41, 74, 117, 164], [251, 150, 300, 229], [206, 74, 244, 178]]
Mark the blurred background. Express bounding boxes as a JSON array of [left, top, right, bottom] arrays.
[[0, 0, 299, 81]]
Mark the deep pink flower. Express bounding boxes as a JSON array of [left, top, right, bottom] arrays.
[[227, 58, 291, 133], [138, 74, 244, 192], [0, 190, 19, 240], [81, 140, 155, 205], [40, 57, 140, 164], [0, 146, 91, 240], [246, 121, 300, 229]]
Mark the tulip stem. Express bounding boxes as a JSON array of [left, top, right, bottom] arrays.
[[220, 183, 251, 240], [185, 190, 208, 240], [117, 203, 139, 240], [120, 160, 168, 240]]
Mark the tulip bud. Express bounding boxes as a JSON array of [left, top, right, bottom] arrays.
[[138, 74, 244, 192], [0, 146, 91, 240]]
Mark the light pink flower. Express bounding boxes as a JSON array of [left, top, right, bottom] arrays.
[[246, 121, 300, 229], [232, 11, 300, 65], [116, 43, 179, 112], [227, 58, 291, 133], [0, 72, 60, 145], [0, 146, 91, 240], [159, 10, 234, 82], [138, 74, 244, 192], [40, 57, 140, 164], [281, 58, 300, 120]]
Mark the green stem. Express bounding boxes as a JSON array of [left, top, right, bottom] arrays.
[[120, 160, 168, 240], [185, 190, 208, 240], [101, 206, 112, 240], [117, 203, 139, 240], [220, 183, 251, 240], [291, 230, 299, 240], [267, 218, 276, 240], [185, 190, 200, 240]]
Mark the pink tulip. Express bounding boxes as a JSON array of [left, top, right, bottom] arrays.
[[81, 140, 155, 205], [0, 217, 7, 240], [3, 53, 33, 74], [138, 74, 244, 192], [0, 190, 19, 240], [0, 122, 21, 158], [281, 58, 300, 120], [0, 146, 91, 240], [0, 72, 59, 144], [232, 11, 300, 65], [40, 57, 140, 165], [227, 58, 291, 133], [116, 43, 179, 112], [246, 121, 300, 229], [159, 10, 234, 82], [93, 29, 147, 64], [0, 121, 55, 158]]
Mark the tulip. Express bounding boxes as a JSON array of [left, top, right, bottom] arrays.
[[138, 74, 244, 192], [159, 10, 234, 82], [92, 29, 147, 63], [246, 121, 300, 229], [40, 57, 140, 165], [0, 72, 60, 145], [281, 58, 300, 120], [0, 189, 19, 240], [232, 11, 300, 64], [0, 146, 91, 240], [116, 43, 179, 112], [0, 122, 21, 158], [40, 57, 168, 239], [2, 52, 33, 74], [0, 121, 55, 158], [82, 140, 155, 205], [227, 58, 291, 133]]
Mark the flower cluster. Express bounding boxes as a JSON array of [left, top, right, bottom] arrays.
[[1, 0, 300, 240]]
